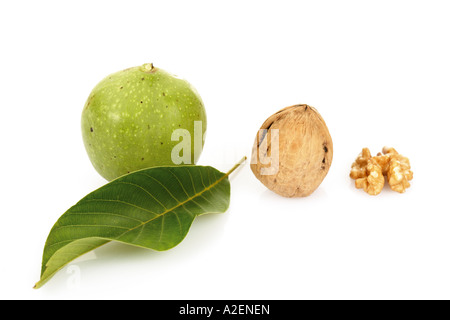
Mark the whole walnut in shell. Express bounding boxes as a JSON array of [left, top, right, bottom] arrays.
[[250, 104, 333, 197]]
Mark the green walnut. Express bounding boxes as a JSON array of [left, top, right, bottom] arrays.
[[81, 63, 207, 181]]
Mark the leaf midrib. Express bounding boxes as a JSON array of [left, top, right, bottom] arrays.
[[113, 169, 227, 240]]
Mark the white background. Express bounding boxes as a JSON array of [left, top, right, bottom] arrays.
[[1, 0, 449, 300]]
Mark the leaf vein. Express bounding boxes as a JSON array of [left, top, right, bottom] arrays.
[[173, 211, 183, 235], [167, 168, 191, 198], [53, 224, 131, 231], [159, 214, 165, 242], [116, 181, 168, 210], [138, 172, 182, 203], [83, 198, 159, 215], [187, 170, 197, 194], [198, 192, 216, 207], [198, 169, 207, 189], [113, 169, 227, 240], [68, 211, 144, 223]]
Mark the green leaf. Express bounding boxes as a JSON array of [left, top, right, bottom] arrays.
[[34, 158, 245, 289]]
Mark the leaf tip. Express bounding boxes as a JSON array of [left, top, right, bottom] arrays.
[[33, 279, 44, 289]]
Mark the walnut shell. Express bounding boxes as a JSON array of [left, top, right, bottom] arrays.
[[250, 104, 333, 197]]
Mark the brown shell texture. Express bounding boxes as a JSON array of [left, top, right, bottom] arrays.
[[250, 104, 333, 197]]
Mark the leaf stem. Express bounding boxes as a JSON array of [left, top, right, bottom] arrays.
[[225, 156, 247, 177]]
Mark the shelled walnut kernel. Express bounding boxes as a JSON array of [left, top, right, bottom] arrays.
[[350, 146, 413, 195], [354, 158, 385, 195]]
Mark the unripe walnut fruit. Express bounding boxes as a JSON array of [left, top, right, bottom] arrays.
[[250, 104, 333, 197]]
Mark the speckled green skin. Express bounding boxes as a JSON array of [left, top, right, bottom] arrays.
[[81, 64, 207, 181]]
